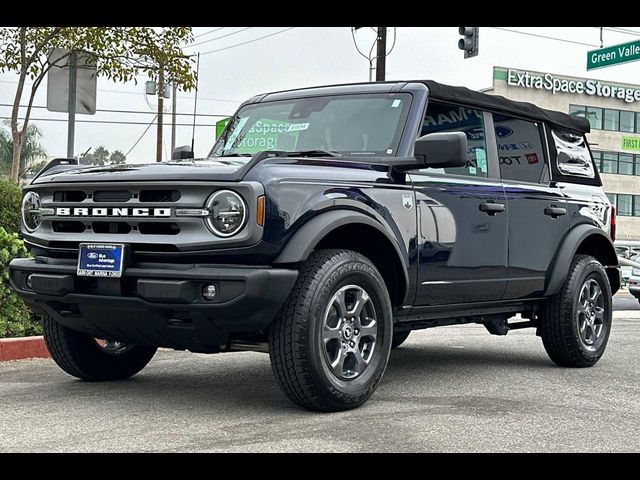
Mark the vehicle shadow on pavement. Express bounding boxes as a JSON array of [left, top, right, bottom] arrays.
[[27, 341, 555, 413], [387, 343, 554, 373]]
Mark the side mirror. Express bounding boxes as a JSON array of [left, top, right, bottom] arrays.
[[172, 145, 194, 160], [414, 132, 468, 169]]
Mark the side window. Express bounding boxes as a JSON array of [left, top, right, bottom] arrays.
[[419, 102, 488, 178], [493, 114, 548, 184], [552, 129, 596, 178]]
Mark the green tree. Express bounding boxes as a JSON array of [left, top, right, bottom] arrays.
[[0, 27, 196, 183], [79, 152, 95, 165], [0, 120, 46, 179], [92, 146, 109, 166], [110, 150, 126, 164]]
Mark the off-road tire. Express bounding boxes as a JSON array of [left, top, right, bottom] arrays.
[[538, 255, 612, 368], [269, 249, 393, 412], [43, 315, 157, 381]]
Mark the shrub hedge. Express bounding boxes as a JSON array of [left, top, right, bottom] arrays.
[[0, 179, 41, 338]]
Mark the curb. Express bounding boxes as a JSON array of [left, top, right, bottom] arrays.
[[0, 336, 50, 362]]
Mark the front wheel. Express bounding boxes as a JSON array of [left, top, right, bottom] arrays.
[[538, 255, 612, 368], [43, 316, 157, 381], [269, 249, 393, 412], [391, 329, 411, 349]]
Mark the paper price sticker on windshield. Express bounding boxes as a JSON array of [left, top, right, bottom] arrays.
[[287, 123, 310, 132]]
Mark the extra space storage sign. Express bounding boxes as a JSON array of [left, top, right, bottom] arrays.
[[504, 68, 640, 104]]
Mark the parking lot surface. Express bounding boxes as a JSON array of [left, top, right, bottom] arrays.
[[1, 316, 639, 452]]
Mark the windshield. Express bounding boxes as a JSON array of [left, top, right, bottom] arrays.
[[209, 93, 411, 159]]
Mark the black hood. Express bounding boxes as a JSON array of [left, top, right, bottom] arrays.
[[32, 159, 252, 184]]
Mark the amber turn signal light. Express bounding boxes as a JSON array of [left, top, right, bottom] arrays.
[[257, 195, 265, 226]]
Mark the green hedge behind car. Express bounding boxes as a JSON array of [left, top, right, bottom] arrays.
[[0, 177, 21, 233], [0, 178, 41, 338]]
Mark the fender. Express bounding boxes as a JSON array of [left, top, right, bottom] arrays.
[[273, 209, 409, 294], [545, 224, 619, 296]]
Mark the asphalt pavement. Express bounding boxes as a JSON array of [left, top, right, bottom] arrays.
[[614, 289, 639, 311], [1, 300, 639, 452]]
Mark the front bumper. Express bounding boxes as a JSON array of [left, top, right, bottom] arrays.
[[628, 282, 640, 298], [9, 257, 298, 352]]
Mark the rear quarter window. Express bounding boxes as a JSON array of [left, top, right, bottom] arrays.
[[552, 129, 596, 179]]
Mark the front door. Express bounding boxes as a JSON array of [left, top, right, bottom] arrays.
[[412, 102, 508, 306]]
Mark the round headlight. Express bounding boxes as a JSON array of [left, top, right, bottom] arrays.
[[205, 190, 247, 237], [21, 191, 42, 232]]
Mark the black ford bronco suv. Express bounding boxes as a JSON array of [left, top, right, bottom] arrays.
[[10, 80, 619, 412]]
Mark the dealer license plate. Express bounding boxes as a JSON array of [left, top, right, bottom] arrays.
[[77, 243, 125, 278]]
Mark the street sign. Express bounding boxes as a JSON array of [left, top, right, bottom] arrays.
[[46, 48, 97, 115], [587, 40, 640, 71]]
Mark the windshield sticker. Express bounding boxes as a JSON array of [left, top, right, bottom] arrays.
[[223, 117, 249, 150], [476, 148, 488, 173], [391, 99, 402, 108], [286, 123, 310, 132]]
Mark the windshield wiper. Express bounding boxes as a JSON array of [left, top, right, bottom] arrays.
[[220, 153, 253, 157], [284, 150, 341, 158]]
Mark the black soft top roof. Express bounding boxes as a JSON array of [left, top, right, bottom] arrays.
[[423, 80, 590, 134]]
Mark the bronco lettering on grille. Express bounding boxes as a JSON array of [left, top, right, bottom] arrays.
[[55, 207, 171, 217]]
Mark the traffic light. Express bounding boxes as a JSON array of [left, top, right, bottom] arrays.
[[458, 27, 479, 59]]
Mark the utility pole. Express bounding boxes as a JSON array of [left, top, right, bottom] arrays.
[[171, 84, 177, 154], [156, 63, 164, 163], [375, 27, 387, 82]]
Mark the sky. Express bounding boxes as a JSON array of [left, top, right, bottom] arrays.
[[2, 26, 640, 163]]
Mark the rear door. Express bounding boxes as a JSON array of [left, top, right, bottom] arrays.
[[493, 114, 570, 299], [411, 102, 508, 306]]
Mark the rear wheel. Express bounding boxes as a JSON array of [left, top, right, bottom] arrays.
[[43, 316, 157, 381], [538, 255, 612, 368], [269, 249, 393, 412]]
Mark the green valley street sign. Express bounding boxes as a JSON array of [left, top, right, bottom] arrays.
[[588, 40, 640, 70]]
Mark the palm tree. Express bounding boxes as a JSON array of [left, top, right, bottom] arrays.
[[0, 120, 46, 179]]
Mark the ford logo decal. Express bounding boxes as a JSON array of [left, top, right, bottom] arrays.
[[464, 127, 485, 141], [87, 252, 99, 259], [495, 126, 514, 138]]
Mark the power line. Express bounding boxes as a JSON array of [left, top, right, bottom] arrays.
[[0, 103, 230, 117], [200, 27, 296, 55], [192, 27, 225, 40], [604, 27, 640, 37], [125, 114, 157, 157], [0, 80, 242, 103], [0, 116, 218, 127], [489, 27, 599, 48], [186, 27, 252, 49]]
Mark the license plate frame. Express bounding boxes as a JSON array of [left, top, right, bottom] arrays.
[[77, 243, 126, 278]]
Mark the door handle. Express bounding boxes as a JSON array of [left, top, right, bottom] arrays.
[[544, 206, 567, 218], [479, 202, 505, 215]]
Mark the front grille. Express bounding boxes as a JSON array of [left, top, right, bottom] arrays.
[[53, 191, 87, 202], [52, 221, 85, 233], [92, 222, 132, 234], [138, 223, 180, 235], [139, 190, 180, 202], [46, 240, 181, 252], [93, 190, 132, 202], [26, 181, 262, 255]]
